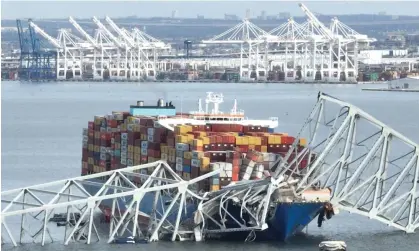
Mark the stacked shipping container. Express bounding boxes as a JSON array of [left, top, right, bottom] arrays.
[[82, 114, 312, 193]]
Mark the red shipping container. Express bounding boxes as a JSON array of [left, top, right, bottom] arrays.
[[99, 160, 106, 167], [88, 121, 94, 130], [281, 136, 296, 145], [81, 168, 88, 176], [237, 145, 249, 152], [82, 149, 89, 161], [203, 125, 212, 131]]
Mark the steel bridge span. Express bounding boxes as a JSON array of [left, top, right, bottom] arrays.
[[2, 93, 418, 246]]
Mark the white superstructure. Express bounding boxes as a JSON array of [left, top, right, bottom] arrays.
[[157, 92, 279, 131]]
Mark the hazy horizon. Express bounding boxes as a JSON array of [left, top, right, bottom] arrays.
[[2, 1, 419, 20]]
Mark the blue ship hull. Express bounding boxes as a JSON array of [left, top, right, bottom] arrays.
[[84, 178, 323, 242]]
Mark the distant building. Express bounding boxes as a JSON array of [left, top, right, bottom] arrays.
[[197, 15, 205, 20], [384, 34, 406, 48], [171, 10, 178, 19], [279, 12, 291, 19], [224, 14, 239, 20], [378, 11, 387, 16], [246, 9, 251, 19]]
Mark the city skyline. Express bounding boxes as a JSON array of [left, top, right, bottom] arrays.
[[2, 1, 419, 20]]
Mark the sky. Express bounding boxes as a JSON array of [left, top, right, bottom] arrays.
[[2, 0, 419, 20]]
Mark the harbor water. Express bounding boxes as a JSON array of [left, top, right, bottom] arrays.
[[2, 81, 419, 251]]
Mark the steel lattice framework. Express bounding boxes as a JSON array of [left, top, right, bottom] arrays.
[[273, 92, 419, 233]]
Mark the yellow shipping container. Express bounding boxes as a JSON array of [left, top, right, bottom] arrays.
[[236, 136, 249, 145], [184, 151, 193, 159], [299, 138, 307, 147], [88, 157, 94, 165], [176, 135, 189, 144], [128, 145, 134, 153], [268, 135, 276, 144], [261, 145, 268, 152], [169, 148, 176, 157], [134, 146, 141, 154], [128, 152, 133, 159], [248, 145, 256, 150], [193, 151, 205, 159], [193, 139, 203, 147], [94, 145, 100, 153], [134, 154, 141, 161], [175, 125, 193, 135], [88, 144, 94, 151], [211, 185, 220, 191], [200, 157, 210, 171], [187, 134, 194, 144], [161, 145, 168, 154], [235, 136, 242, 145], [199, 137, 210, 145], [274, 135, 282, 144], [197, 132, 207, 137], [121, 124, 127, 131]]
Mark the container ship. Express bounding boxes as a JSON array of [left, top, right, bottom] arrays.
[[81, 92, 332, 242]]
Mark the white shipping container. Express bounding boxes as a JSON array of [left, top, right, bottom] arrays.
[[242, 172, 250, 180], [127, 124, 134, 131], [141, 148, 148, 156], [133, 118, 141, 125], [100, 146, 107, 153], [83, 128, 88, 135], [191, 159, 200, 167], [141, 141, 148, 148], [176, 157, 183, 164], [176, 143, 189, 151], [121, 152, 127, 159], [140, 169, 148, 182], [127, 159, 133, 166], [147, 135, 154, 142], [176, 163, 183, 171], [147, 128, 155, 135], [121, 139, 128, 146], [100, 127, 106, 132], [99, 153, 107, 160], [121, 133, 128, 140], [176, 150, 184, 157], [210, 163, 220, 171], [121, 158, 127, 165], [161, 153, 168, 161], [223, 163, 233, 171], [121, 145, 128, 152], [113, 113, 124, 120]]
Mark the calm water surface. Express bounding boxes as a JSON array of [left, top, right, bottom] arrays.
[[2, 81, 419, 251]]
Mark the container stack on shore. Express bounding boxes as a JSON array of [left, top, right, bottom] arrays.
[[82, 114, 312, 193]]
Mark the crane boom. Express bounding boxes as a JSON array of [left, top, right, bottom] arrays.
[[105, 16, 136, 48], [298, 3, 334, 40], [69, 16, 99, 48], [28, 21, 62, 48], [92, 16, 125, 49]]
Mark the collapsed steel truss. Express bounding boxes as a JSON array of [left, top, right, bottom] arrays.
[[274, 92, 419, 233], [2, 93, 418, 246]]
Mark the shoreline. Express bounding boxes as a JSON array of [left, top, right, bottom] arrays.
[[1, 78, 369, 85]]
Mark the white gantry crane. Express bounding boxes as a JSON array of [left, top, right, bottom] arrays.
[[202, 18, 269, 81], [69, 16, 119, 80], [28, 21, 84, 80]]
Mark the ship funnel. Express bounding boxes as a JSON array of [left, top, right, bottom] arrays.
[[157, 98, 165, 107], [137, 101, 144, 106]]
